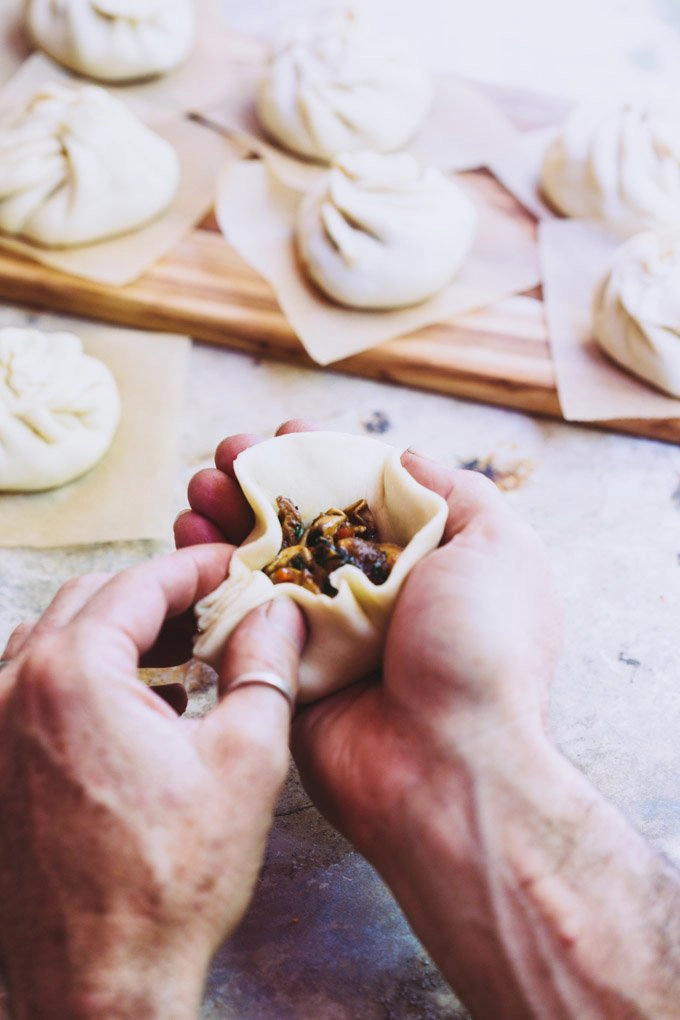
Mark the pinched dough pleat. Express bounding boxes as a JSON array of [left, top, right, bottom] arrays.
[[25, 0, 196, 83], [0, 327, 120, 491], [0, 83, 180, 248], [193, 432, 447, 702], [296, 151, 477, 309], [593, 229, 680, 397], [541, 99, 680, 237], [257, 10, 432, 162]]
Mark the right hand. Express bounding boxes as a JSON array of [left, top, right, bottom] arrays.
[[176, 423, 562, 863]]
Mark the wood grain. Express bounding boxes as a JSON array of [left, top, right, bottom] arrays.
[[0, 169, 678, 445]]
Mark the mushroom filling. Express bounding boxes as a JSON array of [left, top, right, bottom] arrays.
[[264, 496, 403, 597]]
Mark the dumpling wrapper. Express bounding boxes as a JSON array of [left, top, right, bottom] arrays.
[[296, 151, 478, 310], [193, 432, 448, 702], [25, 0, 196, 84], [0, 81, 180, 248], [593, 229, 680, 398], [541, 98, 680, 237], [0, 326, 121, 491]]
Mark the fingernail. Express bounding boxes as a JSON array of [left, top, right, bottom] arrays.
[[265, 596, 295, 623], [404, 446, 438, 462]]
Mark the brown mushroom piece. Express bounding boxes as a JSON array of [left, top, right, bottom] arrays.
[[263, 496, 403, 596]]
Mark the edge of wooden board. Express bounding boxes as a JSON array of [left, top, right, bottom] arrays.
[[1, 235, 679, 446]]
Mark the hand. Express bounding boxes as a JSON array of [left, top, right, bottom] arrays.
[[180, 426, 680, 1020], [176, 422, 561, 856], [0, 546, 305, 1020]]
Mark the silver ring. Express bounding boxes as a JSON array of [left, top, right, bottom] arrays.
[[225, 670, 296, 714]]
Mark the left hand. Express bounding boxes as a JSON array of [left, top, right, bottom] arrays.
[[0, 545, 305, 1020]]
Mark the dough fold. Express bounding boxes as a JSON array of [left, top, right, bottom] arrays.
[[541, 99, 680, 236], [193, 431, 448, 702], [0, 82, 180, 248], [0, 327, 121, 491], [295, 151, 477, 309], [593, 229, 680, 397], [25, 0, 196, 83], [257, 10, 433, 162]]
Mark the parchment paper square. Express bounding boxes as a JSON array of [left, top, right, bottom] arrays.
[[0, 310, 189, 547]]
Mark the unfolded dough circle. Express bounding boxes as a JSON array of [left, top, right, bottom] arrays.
[[541, 99, 680, 237], [193, 431, 448, 702], [25, 0, 196, 83], [0, 82, 180, 248], [0, 327, 121, 491], [257, 10, 433, 162], [593, 229, 680, 397], [295, 151, 478, 309]]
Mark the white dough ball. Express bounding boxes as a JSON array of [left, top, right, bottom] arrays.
[[295, 150, 477, 310], [541, 99, 680, 237], [257, 9, 433, 163], [0, 82, 180, 248], [593, 229, 680, 397], [0, 327, 121, 491], [25, 0, 196, 83]]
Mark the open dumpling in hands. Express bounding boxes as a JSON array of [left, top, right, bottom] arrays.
[[0, 82, 180, 248], [541, 99, 680, 237], [257, 9, 432, 162], [593, 229, 680, 397], [25, 0, 196, 83], [193, 431, 447, 702], [0, 327, 120, 491], [295, 151, 477, 309]]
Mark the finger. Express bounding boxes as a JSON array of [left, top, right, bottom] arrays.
[[186, 468, 254, 544], [213, 421, 321, 477], [2, 621, 36, 660], [138, 608, 197, 668], [1, 573, 112, 660], [274, 418, 321, 436], [200, 598, 306, 784], [401, 450, 502, 541], [174, 509, 226, 549], [66, 544, 234, 669], [214, 433, 261, 479]]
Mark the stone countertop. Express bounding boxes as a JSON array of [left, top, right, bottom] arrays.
[[2, 1, 680, 1017]]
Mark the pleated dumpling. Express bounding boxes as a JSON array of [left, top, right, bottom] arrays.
[[0, 327, 121, 491], [593, 229, 680, 397], [541, 99, 680, 236], [0, 82, 180, 248], [193, 431, 447, 702], [296, 151, 478, 309], [257, 10, 433, 162], [25, 0, 196, 83]]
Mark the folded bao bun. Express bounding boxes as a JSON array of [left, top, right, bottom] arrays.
[[593, 229, 680, 397], [25, 0, 196, 83], [0, 82, 180, 248], [0, 327, 121, 491], [541, 99, 680, 237], [257, 9, 433, 162], [193, 432, 448, 702], [295, 150, 478, 309]]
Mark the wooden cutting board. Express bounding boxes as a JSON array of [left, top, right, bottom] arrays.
[[0, 98, 678, 444]]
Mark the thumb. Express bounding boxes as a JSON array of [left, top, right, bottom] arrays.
[[198, 598, 307, 792]]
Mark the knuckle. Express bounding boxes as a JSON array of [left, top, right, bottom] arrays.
[[14, 633, 67, 699], [61, 572, 110, 596], [8, 621, 33, 645]]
